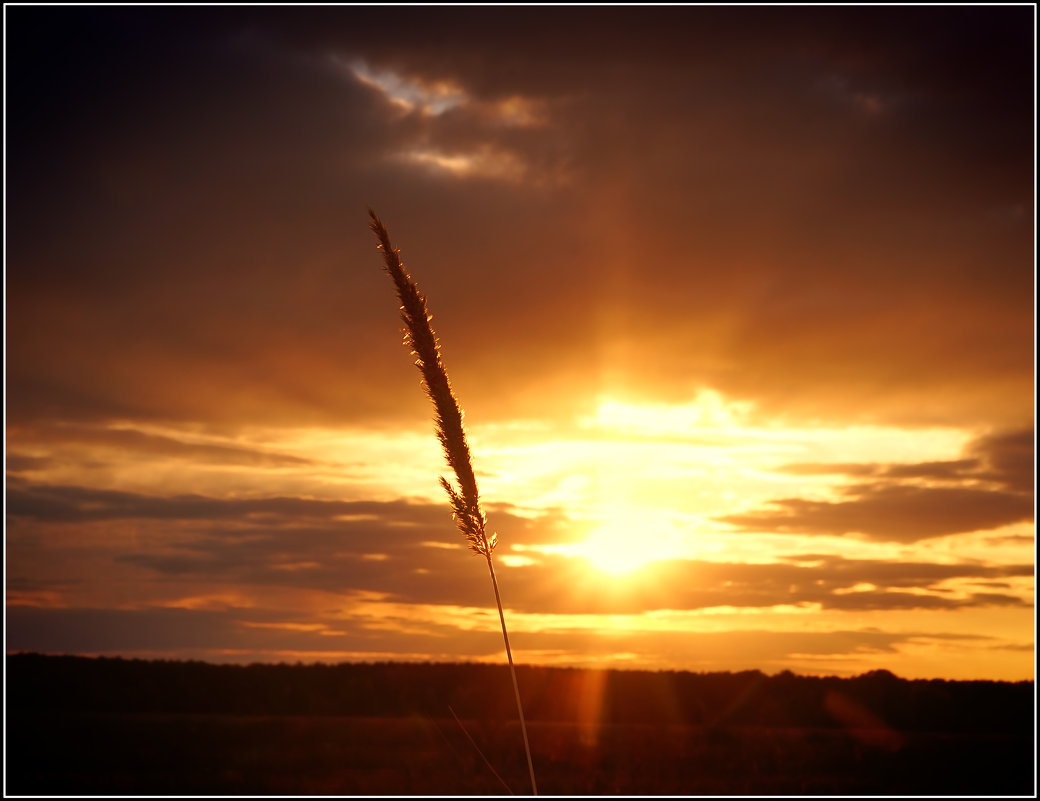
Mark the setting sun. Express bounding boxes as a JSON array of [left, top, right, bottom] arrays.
[[574, 511, 685, 576]]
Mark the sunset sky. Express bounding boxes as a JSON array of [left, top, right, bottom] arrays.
[[6, 5, 1035, 680]]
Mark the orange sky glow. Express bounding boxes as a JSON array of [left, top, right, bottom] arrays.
[[5, 5, 1035, 681]]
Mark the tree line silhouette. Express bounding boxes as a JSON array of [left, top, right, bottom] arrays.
[[7, 652, 1031, 735]]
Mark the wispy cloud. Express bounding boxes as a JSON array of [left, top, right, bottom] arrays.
[[339, 57, 467, 116]]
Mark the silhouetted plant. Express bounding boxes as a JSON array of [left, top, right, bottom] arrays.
[[368, 209, 537, 795]]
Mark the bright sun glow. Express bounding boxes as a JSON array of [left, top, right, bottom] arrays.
[[573, 510, 686, 576]]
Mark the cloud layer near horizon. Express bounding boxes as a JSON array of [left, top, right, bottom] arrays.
[[7, 427, 1033, 617]]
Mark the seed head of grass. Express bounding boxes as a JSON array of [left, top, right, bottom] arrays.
[[367, 208, 496, 558]]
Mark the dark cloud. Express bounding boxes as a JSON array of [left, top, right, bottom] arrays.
[[4, 454, 55, 474], [5, 5, 1033, 429], [7, 480, 1031, 614], [779, 463, 889, 477], [606, 556, 1033, 616], [880, 460, 981, 481], [6, 8, 414, 427], [2, 605, 378, 657], [4, 480, 578, 609], [5, 606, 274, 654], [718, 484, 1032, 543], [5, 480, 438, 525], [3, 478, 570, 544], [778, 428, 1034, 492], [778, 459, 988, 482], [745, 428, 1035, 542], [5, 603, 1009, 676], [968, 428, 1035, 493], [6, 423, 319, 470]]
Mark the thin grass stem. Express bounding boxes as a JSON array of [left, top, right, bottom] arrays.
[[448, 705, 514, 795], [486, 553, 538, 796]]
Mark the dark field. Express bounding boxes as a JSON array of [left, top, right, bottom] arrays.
[[6, 654, 1035, 795], [8, 712, 1035, 795]]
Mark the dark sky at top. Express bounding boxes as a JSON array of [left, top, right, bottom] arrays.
[[6, 5, 1034, 430]]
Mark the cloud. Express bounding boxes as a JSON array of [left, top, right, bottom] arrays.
[[781, 459, 985, 481], [778, 427, 1033, 492], [718, 484, 1033, 543], [6, 423, 319, 470], [5, 6, 1033, 431], [4, 478, 566, 544], [6, 606, 278, 654], [967, 428, 1035, 493], [343, 57, 467, 116], [5, 480, 434, 524], [611, 556, 1032, 615], [8, 478, 1031, 615], [4, 479, 579, 609], [338, 54, 561, 185], [5, 603, 1014, 678], [725, 428, 1034, 542]]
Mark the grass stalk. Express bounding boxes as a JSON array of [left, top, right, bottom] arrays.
[[368, 209, 538, 795], [448, 706, 514, 795]]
